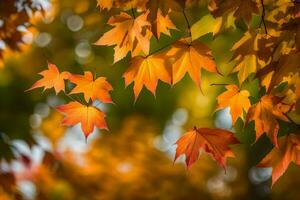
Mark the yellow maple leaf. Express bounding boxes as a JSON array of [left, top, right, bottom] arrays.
[[231, 30, 274, 84]]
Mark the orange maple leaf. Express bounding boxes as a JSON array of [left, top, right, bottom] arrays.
[[95, 11, 151, 63], [151, 9, 177, 39], [258, 134, 300, 186], [56, 101, 108, 138], [26, 63, 70, 94], [245, 95, 290, 147], [123, 54, 171, 99], [69, 71, 113, 103], [167, 38, 218, 88], [217, 84, 251, 125], [97, 0, 113, 10], [174, 127, 239, 169]]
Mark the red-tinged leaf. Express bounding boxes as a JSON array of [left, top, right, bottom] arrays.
[[69, 71, 113, 103], [26, 63, 70, 94], [174, 127, 239, 169], [56, 101, 108, 138], [258, 134, 300, 186]]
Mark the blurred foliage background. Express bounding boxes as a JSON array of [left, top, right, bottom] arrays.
[[1, 0, 300, 199]]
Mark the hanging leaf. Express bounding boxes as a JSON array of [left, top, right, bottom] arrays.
[[69, 71, 113, 103], [26, 63, 70, 94], [56, 101, 108, 138], [258, 134, 300, 186], [123, 54, 171, 99], [167, 38, 218, 88], [95, 11, 151, 63], [217, 84, 251, 125], [174, 127, 239, 169]]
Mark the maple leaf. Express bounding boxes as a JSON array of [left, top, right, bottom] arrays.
[[217, 85, 251, 125], [166, 38, 218, 88], [123, 54, 171, 99], [97, 0, 113, 10], [191, 14, 223, 40], [279, 72, 300, 106], [283, 72, 300, 98], [26, 63, 70, 94], [144, 0, 179, 39], [146, 0, 183, 19], [282, 14, 300, 50], [95, 11, 151, 63], [263, 51, 300, 92], [258, 134, 300, 186], [231, 30, 274, 84], [232, 54, 257, 84], [97, 0, 147, 10], [69, 71, 113, 103], [245, 95, 290, 147], [174, 127, 239, 169], [56, 101, 107, 138], [151, 9, 177, 39], [208, 0, 258, 23]]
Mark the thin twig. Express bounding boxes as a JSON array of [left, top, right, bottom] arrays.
[[182, 9, 192, 40], [63, 91, 87, 105], [147, 40, 176, 57], [210, 83, 230, 86], [260, 0, 268, 34]]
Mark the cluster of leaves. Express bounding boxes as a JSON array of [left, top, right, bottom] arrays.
[[28, 0, 300, 186], [27, 63, 113, 138], [0, 0, 44, 59]]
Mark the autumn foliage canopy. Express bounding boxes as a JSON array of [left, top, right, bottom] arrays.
[[25, 0, 300, 186]]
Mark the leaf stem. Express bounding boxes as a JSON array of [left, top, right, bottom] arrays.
[[63, 91, 87, 105], [131, 8, 136, 19]]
